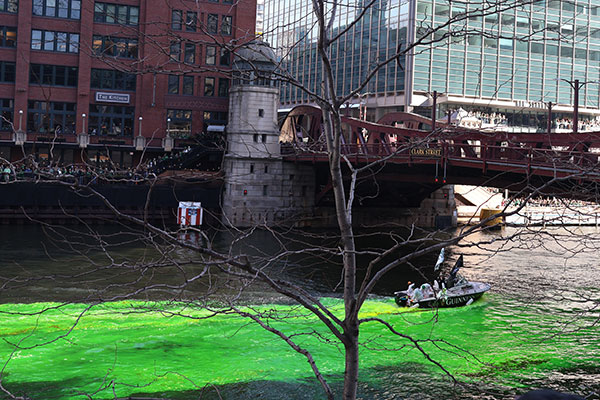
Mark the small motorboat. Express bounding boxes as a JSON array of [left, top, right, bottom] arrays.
[[394, 251, 490, 308]]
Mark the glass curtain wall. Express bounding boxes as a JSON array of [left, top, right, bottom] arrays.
[[264, 0, 410, 104], [412, 0, 600, 108]]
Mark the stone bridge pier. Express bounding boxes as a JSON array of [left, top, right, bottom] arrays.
[[221, 41, 315, 227], [222, 41, 456, 229]]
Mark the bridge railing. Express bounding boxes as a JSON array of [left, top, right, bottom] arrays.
[[283, 140, 600, 175]]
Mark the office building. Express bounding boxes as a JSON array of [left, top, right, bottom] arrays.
[[0, 0, 256, 166], [263, 0, 600, 131]]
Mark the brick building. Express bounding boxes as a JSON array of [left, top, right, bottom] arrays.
[[0, 0, 256, 166]]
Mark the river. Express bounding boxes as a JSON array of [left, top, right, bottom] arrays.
[[0, 225, 599, 399]]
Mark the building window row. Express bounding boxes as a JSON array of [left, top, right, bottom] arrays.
[[33, 0, 81, 20], [27, 101, 76, 134], [94, 2, 139, 26], [30, 64, 78, 87], [31, 30, 79, 53], [169, 42, 230, 66], [0, 26, 16, 47], [89, 104, 134, 136], [0, 0, 17, 13], [91, 68, 136, 91], [92, 35, 138, 59], [167, 75, 229, 97], [171, 10, 232, 35], [0, 61, 15, 83]]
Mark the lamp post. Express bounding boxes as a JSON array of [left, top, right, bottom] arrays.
[[134, 116, 145, 151], [431, 91, 437, 132], [167, 117, 171, 136], [78, 113, 89, 148], [558, 79, 600, 134], [13, 110, 26, 145], [547, 102, 552, 135]]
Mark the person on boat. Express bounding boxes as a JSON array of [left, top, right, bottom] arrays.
[[411, 287, 423, 304], [421, 283, 433, 298], [406, 281, 415, 297]]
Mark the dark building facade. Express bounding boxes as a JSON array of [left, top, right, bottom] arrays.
[[0, 0, 256, 166]]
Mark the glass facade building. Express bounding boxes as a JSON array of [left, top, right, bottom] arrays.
[[263, 0, 600, 130]]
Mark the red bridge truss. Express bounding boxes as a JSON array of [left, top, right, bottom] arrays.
[[280, 105, 600, 191]]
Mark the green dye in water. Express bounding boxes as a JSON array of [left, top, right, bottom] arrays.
[[0, 296, 598, 399]]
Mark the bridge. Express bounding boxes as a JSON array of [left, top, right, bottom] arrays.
[[280, 105, 600, 206]]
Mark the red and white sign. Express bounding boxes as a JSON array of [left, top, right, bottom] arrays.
[[178, 202, 203, 226]]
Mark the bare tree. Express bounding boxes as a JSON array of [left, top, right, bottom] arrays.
[[2, 0, 600, 399]]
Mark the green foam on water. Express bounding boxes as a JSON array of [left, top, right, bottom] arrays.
[[0, 296, 598, 399]]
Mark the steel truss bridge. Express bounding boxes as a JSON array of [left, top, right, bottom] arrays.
[[280, 106, 600, 206]]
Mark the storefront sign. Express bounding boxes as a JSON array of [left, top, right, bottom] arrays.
[[95, 92, 130, 104], [515, 100, 547, 110]]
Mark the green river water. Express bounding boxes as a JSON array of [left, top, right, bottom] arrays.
[[1, 227, 600, 399]]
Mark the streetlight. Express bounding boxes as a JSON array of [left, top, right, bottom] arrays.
[[81, 113, 86, 134], [134, 116, 145, 151], [426, 91, 446, 132], [18, 109, 23, 131], [557, 78, 600, 134], [167, 117, 171, 136]]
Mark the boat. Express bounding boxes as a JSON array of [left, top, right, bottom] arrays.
[[394, 252, 490, 308]]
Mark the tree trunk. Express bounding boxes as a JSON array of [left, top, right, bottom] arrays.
[[343, 319, 360, 400]]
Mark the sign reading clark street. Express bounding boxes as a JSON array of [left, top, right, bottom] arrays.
[[95, 92, 130, 104], [410, 147, 442, 157]]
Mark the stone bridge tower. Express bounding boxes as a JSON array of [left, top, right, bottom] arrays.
[[222, 40, 315, 227]]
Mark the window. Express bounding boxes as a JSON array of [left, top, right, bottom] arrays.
[[207, 14, 218, 34], [264, 165, 268, 173], [168, 75, 179, 94], [184, 43, 195, 63], [258, 108, 264, 117], [262, 185, 268, 196], [27, 101, 76, 134], [182, 76, 194, 95], [203, 110, 227, 128], [186, 11, 197, 31], [30, 64, 78, 87], [206, 46, 216, 65], [250, 164, 254, 173], [33, 0, 80, 19], [166, 109, 192, 137], [88, 104, 134, 136], [204, 77, 215, 96], [220, 49, 230, 66], [94, 2, 139, 25], [92, 35, 138, 58], [0, 99, 12, 131], [32, 30, 79, 53], [0, 61, 15, 82], [172, 9, 182, 30], [0, 26, 15, 47], [90, 68, 136, 91], [218, 78, 229, 97], [221, 16, 232, 35], [0, 0, 17, 13], [170, 41, 181, 61]]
